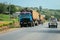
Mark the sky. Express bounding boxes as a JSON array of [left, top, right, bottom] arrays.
[[0, 0, 60, 9]]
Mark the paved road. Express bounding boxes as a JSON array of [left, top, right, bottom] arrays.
[[0, 22, 60, 40]]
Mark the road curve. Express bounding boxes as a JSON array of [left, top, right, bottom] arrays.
[[0, 22, 60, 40]]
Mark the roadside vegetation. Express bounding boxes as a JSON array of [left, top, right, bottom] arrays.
[[0, 3, 60, 31], [0, 14, 19, 31]]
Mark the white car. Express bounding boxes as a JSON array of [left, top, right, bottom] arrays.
[[48, 18, 58, 28]]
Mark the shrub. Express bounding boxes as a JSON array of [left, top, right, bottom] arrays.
[[0, 24, 3, 27], [3, 24, 8, 26]]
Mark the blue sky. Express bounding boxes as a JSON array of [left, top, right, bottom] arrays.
[[0, 0, 60, 9]]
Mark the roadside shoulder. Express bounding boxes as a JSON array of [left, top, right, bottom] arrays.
[[0, 28, 19, 34]]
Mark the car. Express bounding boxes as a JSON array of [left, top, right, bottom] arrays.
[[48, 18, 58, 28]]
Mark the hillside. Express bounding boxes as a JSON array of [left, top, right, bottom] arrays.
[[40, 9, 60, 20]]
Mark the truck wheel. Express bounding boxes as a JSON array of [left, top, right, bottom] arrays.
[[35, 23, 37, 26], [31, 23, 33, 27], [24, 24, 27, 27], [35, 22, 38, 26], [33, 22, 35, 26], [30, 22, 35, 27], [55, 25, 57, 28], [48, 23, 50, 28], [55, 23, 58, 28], [35, 23, 38, 26], [28, 23, 31, 27], [34, 20, 38, 26], [49, 25, 50, 28], [32, 23, 34, 27]]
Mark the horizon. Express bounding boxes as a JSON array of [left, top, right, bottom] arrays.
[[0, 0, 60, 9]]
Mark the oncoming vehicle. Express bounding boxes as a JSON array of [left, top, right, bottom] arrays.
[[48, 16, 58, 28]]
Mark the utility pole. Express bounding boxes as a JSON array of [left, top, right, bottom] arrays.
[[9, 3, 11, 20], [9, 0, 13, 20], [39, 6, 42, 14]]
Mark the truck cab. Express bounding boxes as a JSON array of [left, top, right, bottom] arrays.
[[19, 12, 33, 27]]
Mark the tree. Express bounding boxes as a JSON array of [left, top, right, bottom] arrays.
[[0, 3, 7, 13], [7, 5, 17, 14], [39, 6, 42, 12], [15, 6, 23, 12]]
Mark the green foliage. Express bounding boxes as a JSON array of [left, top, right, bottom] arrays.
[[41, 9, 60, 20], [0, 3, 7, 13], [0, 24, 3, 27], [7, 5, 17, 14], [15, 6, 23, 12], [39, 6, 42, 12], [0, 3, 23, 14], [3, 24, 8, 26], [0, 14, 10, 21]]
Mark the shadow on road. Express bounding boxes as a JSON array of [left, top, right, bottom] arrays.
[[26, 28, 60, 34]]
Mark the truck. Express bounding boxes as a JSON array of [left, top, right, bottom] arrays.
[[40, 15, 45, 24], [19, 9, 41, 27]]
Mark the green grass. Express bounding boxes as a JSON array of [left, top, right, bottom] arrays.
[[0, 14, 20, 28], [0, 14, 19, 23], [0, 14, 10, 21], [0, 14, 19, 21]]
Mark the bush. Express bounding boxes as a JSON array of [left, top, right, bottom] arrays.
[[8, 22, 14, 28], [3, 24, 8, 26], [9, 22, 13, 25], [0, 24, 3, 27]]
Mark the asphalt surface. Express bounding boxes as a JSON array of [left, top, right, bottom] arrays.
[[0, 22, 60, 40]]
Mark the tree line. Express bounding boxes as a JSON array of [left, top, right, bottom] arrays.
[[0, 3, 60, 20], [0, 3, 23, 14]]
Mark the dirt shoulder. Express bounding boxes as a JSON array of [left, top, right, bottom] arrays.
[[0, 28, 19, 34]]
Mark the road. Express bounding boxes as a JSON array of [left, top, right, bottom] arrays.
[[0, 22, 60, 40]]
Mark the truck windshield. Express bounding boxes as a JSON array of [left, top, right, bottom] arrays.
[[49, 18, 57, 22], [20, 13, 32, 18]]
